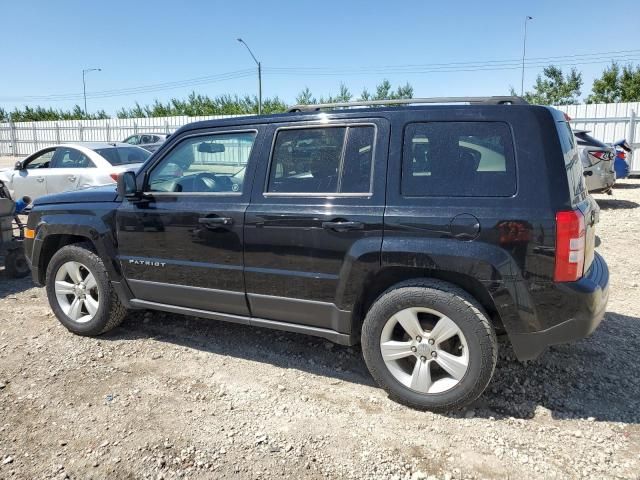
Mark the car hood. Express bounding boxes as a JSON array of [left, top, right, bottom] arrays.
[[33, 184, 119, 206]]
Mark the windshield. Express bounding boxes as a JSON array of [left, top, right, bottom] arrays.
[[95, 147, 151, 166]]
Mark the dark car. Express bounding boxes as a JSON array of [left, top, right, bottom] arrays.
[[122, 133, 169, 153], [23, 97, 609, 412]]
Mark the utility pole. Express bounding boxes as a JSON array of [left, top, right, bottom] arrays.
[[237, 38, 262, 115], [82, 68, 101, 116], [521, 16, 533, 96]]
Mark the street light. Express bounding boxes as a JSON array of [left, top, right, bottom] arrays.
[[237, 38, 262, 115], [82, 68, 102, 115], [521, 16, 533, 96]]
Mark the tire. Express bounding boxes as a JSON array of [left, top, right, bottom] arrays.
[[45, 242, 127, 336], [4, 248, 30, 278], [361, 279, 497, 412]]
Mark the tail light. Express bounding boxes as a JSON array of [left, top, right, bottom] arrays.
[[554, 210, 586, 282], [618, 151, 627, 160], [110, 173, 119, 182], [590, 150, 613, 162], [563, 113, 572, 121]]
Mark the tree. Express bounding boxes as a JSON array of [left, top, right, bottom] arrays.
[[587, 62, 640, 103], [515, 66, 583, 105], [295, 87, 315, 105]]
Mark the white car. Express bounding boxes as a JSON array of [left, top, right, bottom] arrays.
[[0, 142, 150, 201]]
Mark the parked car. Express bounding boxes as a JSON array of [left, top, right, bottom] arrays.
[[0, 143, 150, 201], [574, 130, 616, 193], [612, 139, 632, 179], [23, 97, 609, 412], [122, 133, 170, 153]]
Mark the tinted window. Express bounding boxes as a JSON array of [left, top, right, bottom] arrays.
[[96, 147, 151, 166], [402, 122, 516, 197], [147, 132, 256, 193], [557, 121, 586, 203], [575, 131, 608, 148], [123, 135, 139, 145], [267, 126, 374, 194], [52, 148, 95, 168]]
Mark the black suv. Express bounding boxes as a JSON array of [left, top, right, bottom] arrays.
[[24, 97, 609, 411]]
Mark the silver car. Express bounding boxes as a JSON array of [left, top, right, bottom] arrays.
[[574, 130, 616, 194], [0, 142, 150, 201]]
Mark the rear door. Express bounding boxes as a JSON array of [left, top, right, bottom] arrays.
[[243, 119, 389, 332], [116, 127, 264, 315]]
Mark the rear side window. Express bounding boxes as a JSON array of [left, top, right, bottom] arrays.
[[96, 147, 151, 166], [557, 121, 586, 202], [402, 122, 516, 197], [267, 125, 375, 194]]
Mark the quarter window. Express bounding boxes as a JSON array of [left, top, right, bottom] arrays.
[[267, 126, 375, 194], [147, 131, 256, 193], [402, 122, 516, 197]]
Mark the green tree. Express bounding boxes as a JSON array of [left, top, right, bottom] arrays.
[[295, 87, 315, 105], [587, 62, 640, 103], [515, 66, 583, 105]]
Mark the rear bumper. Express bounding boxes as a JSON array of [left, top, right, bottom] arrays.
[[509, 252, 609, 360]]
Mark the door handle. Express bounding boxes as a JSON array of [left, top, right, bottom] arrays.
[[198, 217, 234, 226], [68, 175, 77, 181], [322, 220, 364, 232], [36, 177, 45, 183]]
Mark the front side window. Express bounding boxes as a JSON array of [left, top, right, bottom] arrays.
[[402, 122, 516, 197], [25, 150, 55, 169], [147, 131, 256, 193], [267, 126, 375, 194], [51, 148, 95, 168]]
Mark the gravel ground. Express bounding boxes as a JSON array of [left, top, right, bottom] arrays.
[[1, 180, 640, 480]]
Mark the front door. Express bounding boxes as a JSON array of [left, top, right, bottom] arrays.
[[116, 128, 262, 315], [244, 120, 389, 333], [12, 148, 55, 199]]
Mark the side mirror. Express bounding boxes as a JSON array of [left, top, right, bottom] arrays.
[[117, 171, 139, 198], [14, 160, 24, 170]]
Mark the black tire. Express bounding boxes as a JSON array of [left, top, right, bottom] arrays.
[[4, 248, 30, 278], [45, 242, 127, 336], [361, 279, 497, 412]]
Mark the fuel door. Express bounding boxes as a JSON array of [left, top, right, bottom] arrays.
[[449, 213, 480, 241]]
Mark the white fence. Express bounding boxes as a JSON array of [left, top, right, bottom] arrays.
[[0, 115, 242, 156], [1, 103, 639, 173], [555, 102, 640, 174]]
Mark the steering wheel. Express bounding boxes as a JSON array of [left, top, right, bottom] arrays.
[[194, 172, 220, 192]]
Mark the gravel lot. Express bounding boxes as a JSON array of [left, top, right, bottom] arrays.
[[1, 180, 639, 480]]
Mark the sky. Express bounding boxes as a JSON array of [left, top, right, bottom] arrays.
[[1, 0, 639, 115]]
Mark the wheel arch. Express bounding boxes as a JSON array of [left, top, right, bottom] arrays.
[[37, 234, 96, 284], [351, 267, 504, 341]]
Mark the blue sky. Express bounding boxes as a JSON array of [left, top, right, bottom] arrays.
[[1, 0, 639, 114]]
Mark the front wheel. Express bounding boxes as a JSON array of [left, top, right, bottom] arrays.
[[45, 243, 127, 336], [361, 280, 497, 412]]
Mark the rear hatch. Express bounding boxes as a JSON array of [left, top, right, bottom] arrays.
[[575, 130, 615, 174], [556, 120, 598, 274]]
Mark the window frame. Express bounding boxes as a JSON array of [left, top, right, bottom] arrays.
[[50, 147, 95, 169], [263, 122, 377, 198], [24, 148, 56, 169], [142, 128, 259, 197], [400, 120, 517, 199]]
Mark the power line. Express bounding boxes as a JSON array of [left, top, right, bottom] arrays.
[[0, 69, 256, 102], [2, 48, 639, 103]]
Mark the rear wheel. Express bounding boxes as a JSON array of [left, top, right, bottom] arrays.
[[361, 279, 497, 412], [45, 243, 127, 335]]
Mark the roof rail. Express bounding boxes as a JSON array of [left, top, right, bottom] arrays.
[[287, 96, 528, 113]]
